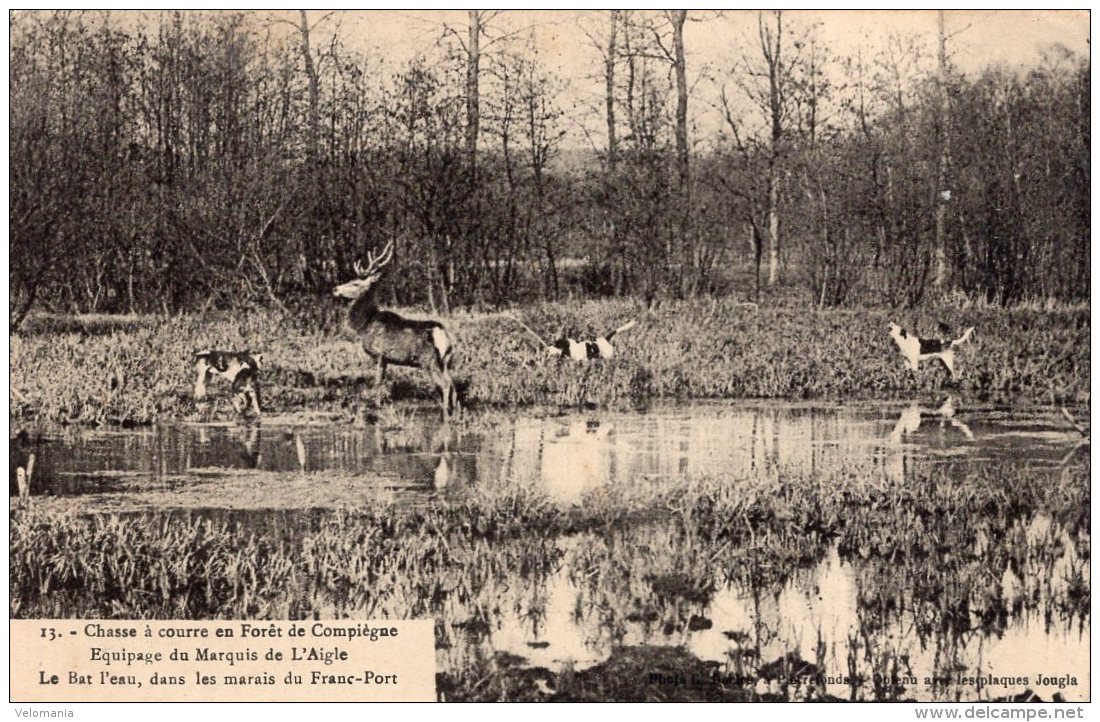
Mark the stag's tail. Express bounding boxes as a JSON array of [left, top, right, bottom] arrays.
[[951, 327, 975, 348], [605, 319, 637, 342], [432, 326, 455, 371], [431, 325, 460, 417]]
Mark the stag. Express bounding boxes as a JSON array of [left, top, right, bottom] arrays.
[[333, 240, 459, 419]]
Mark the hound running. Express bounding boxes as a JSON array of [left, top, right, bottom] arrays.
[[509, 314, 637, 361], [888, 322, 974, 379], [549, 320, 638, 360]]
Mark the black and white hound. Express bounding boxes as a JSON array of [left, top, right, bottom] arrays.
[[888, 323, 974, 379], [547, 320, 637, 361], [509, 314, 638, 361], [193, 350, 263, 416]]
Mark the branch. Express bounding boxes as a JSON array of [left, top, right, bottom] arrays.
[[255, 198, 288, 242], [1060, 407, 1088, 437], [480, 10, 505, 28], [945, 21, 974, 42], [481, 23, 544, 53], [648, 18, 676, 64], [505, 312, 550, 349], [440, 23, 468, 54], [307, 10, 337, 32]]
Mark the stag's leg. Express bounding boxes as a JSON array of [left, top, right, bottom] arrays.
[[445, 370, 460, 417], [249, 381, 263, 415], [16, 468, 28, 501], [194, 362, 212, 401], [439, 370, 458, 418], [375, 357, 387, 387], [427, 365, 447, 419], [427, 365, 455, 420], [370, 357, 388, 407]]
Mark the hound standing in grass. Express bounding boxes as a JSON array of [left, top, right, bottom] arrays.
[[548, 320, 637, 360], [888, 323, 974, 379], [193, 350, 263, 416]]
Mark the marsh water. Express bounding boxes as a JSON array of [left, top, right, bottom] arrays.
[[19, 401, 1090, 701]]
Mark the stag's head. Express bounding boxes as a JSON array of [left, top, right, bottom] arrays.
[[333, 240, 394, 299]]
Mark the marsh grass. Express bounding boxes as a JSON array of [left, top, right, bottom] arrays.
[[11, 300, 1090, 426], [10, 456, 1088, 700], [12, 459, 1087, 618]]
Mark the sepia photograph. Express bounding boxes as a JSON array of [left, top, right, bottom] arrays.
[[8, 8, 1091, 705]]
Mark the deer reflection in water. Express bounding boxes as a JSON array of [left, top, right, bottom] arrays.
[[371, 421, 473, 492]]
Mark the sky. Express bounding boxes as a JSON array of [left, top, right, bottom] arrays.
[[279, 9, 1091, 146], [32, 9, 1091, 150], [320, 9, 1090, 74]]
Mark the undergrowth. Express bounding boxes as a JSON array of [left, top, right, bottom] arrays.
[[10, 300, 1090, 426]]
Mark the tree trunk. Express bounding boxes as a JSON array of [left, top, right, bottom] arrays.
[[605, 10, 619, 170], [603, 11, 622, 295], [670, 10, 691, 295], [298, 10, 320, 163], [767, 171, 780, 286], [932, 9, 950, 294], [671, 11, 689, 191], [748, 220, 763, 302], [465, 10, 481, 172], [765, 11, 784, 287]]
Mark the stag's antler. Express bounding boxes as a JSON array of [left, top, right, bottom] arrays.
[[354, 240, 395, 278]]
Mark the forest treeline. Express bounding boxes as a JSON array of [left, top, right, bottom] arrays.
[[9, 10, 1090, 324]]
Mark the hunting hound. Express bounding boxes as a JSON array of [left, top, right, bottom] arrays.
[[888, 322, 974, 379], [193, 350, 263, 416], [510, 314, 637, 361], [549, 320, 638, 360]]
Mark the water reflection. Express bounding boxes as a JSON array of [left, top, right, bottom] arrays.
[[13, 401, 1090, 701], [25, 402, 1081, 510], [889, 396, 974, 444], [454, 520, 1089, 702]]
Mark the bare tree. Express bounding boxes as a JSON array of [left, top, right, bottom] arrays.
[[466, 10, 482, 170], [668, 10, 689, 193], [605, 10, 620, 170], [643, 10, 695, 294], [297, 10, 321, 163], [723, 11, 805, 290], [931, 10, 951, 294], [440, 10, 511, 172], [760, 11, 787, 287]]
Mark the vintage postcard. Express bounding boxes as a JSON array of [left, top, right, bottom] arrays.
[[8, 8, 1090, 710]]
